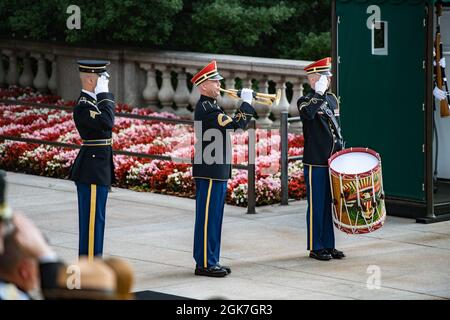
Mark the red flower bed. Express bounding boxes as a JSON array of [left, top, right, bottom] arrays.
[[1, 86, 307, 206]]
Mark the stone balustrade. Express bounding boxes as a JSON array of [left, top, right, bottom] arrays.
[[0, 39, 311, 128]]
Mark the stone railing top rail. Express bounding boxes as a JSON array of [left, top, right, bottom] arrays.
[[1, 39, 311, 78]]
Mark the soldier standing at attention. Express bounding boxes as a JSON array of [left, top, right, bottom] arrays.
[[70, 60, 115, 261], [297, 57, 346, 261]]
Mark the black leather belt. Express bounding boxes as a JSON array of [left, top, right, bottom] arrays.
[[82, 138, 112, 146]]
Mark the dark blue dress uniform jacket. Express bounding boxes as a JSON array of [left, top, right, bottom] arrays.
[[297, 90, 342, 166], [193, 95, 256, 180], [69, 91, 115, 186]]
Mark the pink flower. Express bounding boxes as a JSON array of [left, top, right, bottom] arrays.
[[0, 86, 307, 206]]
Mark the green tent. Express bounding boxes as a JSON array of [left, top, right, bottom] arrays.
[[332, 0, 450, 221]]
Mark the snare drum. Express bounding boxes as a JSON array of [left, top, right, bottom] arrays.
[[328, 148, 386, 234]]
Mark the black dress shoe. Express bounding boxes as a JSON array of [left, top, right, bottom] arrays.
[[195, 265, 228, 277], [216, 264, 231, 274], [326, 248, 346, 259], [309, 249, 332, 261]]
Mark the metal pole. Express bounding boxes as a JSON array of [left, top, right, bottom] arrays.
[[247, 120, 256, 214], [0, 99, 195, 125], [425, 3, 436, 220], [280, 112, 289, 205]]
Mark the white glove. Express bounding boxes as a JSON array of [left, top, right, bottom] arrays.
[[433, 86, 447, 101], [315, 75, 328, 95], [94, 75, 109, 95], [240, 88, 254, 104]]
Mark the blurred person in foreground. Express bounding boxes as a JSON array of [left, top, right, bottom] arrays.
[[0, 213, 62, 300]]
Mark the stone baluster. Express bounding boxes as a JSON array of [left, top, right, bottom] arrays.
[[3, 50, 19, 86], [173, 67, 192, 118], [140, 63, 159, 111], [186, 68, 200, 108], [18, 53, 34, 88], [242, 75, 253, 91], [0, 54, 5, 87], [189, 83, 200, 110], [31, 53, 49, 92], [234, 72, 250, 114], [271, 77, 290, 127], [288, 78, 304, 129], [46, 54, 57, 94], [157, 65, 175, 113], [254, 76, 273, 128], [244, 74, 262, 117], [218, 70, 237, 116]]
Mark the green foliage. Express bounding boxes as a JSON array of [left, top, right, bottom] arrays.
[[1, 0, 66, 40], [169, 0, 295, 54], [0, 0, 331, 60], [167, 0, 332, 59], [268, 0, 332, 60], [278, 31, 332, 61], [63, 0, 183, 44], [1, 0, 182, 45]]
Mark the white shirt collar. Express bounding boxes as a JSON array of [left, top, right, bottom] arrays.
[[0, 282, 30, 300], [82, 89, 97, 101]]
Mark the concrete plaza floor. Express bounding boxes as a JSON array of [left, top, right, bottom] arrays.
[[4, 172, 450, 300]]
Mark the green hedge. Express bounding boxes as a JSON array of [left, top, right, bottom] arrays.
[[0, 0, 331, 60]]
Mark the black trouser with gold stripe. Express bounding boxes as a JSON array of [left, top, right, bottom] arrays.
[[304, 165, 335, 251], [193, 178, 227, 268], [76, 182, 109, 260]]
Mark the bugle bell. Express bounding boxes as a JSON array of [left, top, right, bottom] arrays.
[[220, 88, 281, 106]]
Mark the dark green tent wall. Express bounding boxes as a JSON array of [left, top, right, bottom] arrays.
[[335, 0, 428, 202]]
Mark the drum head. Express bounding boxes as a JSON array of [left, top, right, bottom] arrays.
[[329, 151, 379, 175]]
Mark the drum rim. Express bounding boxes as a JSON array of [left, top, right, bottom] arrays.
[[333, 212, 386, 234], [328, 147, 381, 178]]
